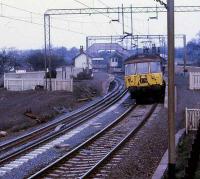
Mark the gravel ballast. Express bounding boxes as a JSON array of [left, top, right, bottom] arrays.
[[106, 104, 168, 179]]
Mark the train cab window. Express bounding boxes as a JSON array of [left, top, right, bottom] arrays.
[[136, 63, 149, 74], [150, 62, 161, 73], [125, 64, 136, 75]]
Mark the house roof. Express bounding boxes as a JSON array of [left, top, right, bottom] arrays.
[[109, 51, 126, 58], [72, 51, 92, 62]]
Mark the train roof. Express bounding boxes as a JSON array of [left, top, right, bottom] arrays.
[[124, 55, 163, 64]]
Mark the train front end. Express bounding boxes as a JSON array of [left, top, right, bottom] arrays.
[[124, 55, 165, 103]]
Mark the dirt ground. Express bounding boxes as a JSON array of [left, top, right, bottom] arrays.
[[0, 72, 111, 134]]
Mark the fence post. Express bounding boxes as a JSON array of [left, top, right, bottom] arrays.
[[198, 74, 200, 89], [186, 107, 188, 134], [71, 79, 73, 92], [189, 72, 192, 90], [3, 74, 5, 89], [22, 79, 24, 91], [7, 79, 9, 90]]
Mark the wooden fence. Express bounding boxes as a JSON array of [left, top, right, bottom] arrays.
[[186, 108, 200, 134]]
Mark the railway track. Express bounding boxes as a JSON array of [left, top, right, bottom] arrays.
[[0, 78, 126, 165], [29, 104, 157, 179]]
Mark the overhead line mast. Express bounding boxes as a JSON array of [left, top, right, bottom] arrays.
[[167, 0, 176, 178]]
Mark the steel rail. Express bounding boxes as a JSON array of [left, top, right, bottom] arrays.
[[81, 104, 157, 178], [28, 104, 157, 179], [0, 81, 127, 164], [28, 104, 136, 179], [0, 79, 120, 152]]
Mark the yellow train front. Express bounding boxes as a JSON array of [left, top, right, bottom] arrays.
[[124, 55, 165, 103]]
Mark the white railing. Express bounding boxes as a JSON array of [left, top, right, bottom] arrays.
[[4, 78, 73, 92], [4, 78, 44, 91], [185, 108, 200, 134], [47, 79, 73, 92], [189, 72, 200, 90]]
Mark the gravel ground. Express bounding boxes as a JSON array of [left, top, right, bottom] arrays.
[[107, 104, 168, 179]]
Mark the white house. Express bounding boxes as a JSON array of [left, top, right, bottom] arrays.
[[73, 46, 92, 70]]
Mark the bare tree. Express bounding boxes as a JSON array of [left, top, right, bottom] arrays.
[[0, 49, 17, 74]]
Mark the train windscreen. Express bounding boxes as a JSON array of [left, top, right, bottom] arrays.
[[136, 63, 149, 74], [150, 62, 161, 73]]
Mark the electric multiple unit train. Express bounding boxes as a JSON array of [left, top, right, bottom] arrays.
[[124, 55, 165, 103]]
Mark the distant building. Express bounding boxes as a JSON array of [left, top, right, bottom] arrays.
[[73, 46, 92, 70], [108, 52, 125, 73], [91, 57, 108, 71]]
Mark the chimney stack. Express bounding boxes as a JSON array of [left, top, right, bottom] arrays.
[[80, 45, 84, 53]]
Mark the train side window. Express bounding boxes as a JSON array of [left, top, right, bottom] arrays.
[[125, 64, 135, 75], [150, 62, 161, 73], [136, 63, 149, 74]]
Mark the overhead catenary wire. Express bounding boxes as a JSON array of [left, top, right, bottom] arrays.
[[94, 0, 143, 35], [73, 0, 113, 20], [0, 1, 122, 36], [0, 2, 88, 36], [73, 0, 124, 36], [96, 0, 110, 8], [95, 0, 120, 35], [154, 0, 167, 9], [0, 2, 41, 16], [73, 0, 131, 30], [0, 14, 87, 36]]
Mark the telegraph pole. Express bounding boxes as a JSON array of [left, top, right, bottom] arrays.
[[48, 16, 52, 91], [167, 0, 176, 178]]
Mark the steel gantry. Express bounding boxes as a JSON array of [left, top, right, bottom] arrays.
[[86, 34, 186, 56], [44, 5, 200, 90], [44, 6, 200, 15]]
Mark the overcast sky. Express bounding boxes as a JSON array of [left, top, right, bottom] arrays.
[[0, 0, 200, 49]]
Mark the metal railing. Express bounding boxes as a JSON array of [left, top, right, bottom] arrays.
[[186, 108, 200, 134], [189, 72, 200, 90]]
